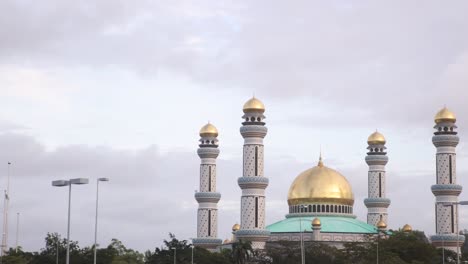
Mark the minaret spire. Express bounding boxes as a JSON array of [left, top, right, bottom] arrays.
[[193, 123, 222, 250], [237, 96, 269, 249], [430, 107, 464, 254], [364, 130, 391, 227]]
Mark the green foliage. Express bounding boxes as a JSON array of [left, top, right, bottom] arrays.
[[2, 230, 467, 264]]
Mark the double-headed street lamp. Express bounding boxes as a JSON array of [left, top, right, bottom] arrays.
[[94, 178, 109, 264], [438, 201, 468, 264], [52, 178, 89, 264]]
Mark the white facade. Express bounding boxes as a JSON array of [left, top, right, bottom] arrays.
[[236, 108, 270, 249], [364, 138, 390, 226], [193, 129, 222, 249], [430, 118, 464, 252]]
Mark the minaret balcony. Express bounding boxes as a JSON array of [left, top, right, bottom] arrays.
[[238, 176, 269, 189], [192, 238, 223, 247], [431, 184, 462, 196], [197, 148, 220, 158], [432, 134, 460, 147], [364, 198, 391, 208], [240, 125, 268, 138], [431, 234, 465, 247], [365, 155, 388, 165], [235, 229, 270, 241], [194, 192, 221, 203]]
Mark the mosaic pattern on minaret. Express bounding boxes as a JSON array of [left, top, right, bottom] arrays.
[[193, 123, 222, 250]]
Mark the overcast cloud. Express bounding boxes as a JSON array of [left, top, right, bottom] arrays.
[[0, 0, 468, 252]]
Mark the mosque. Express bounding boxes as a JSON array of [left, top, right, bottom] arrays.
[[191, 97, 464, 253]]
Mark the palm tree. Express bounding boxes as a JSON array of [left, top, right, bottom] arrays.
[[232, 239, 253, 264]]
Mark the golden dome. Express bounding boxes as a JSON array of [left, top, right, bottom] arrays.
[[367, 131, 386, 145], [434, 107, 456, 124], [199, 123, 218, 137], [312, 218, 321, 226], [243, 97, 265, 113], [402, 224, 412, 232], [376, 220, 387, 229], [232, 223, 240, 232], [287, 158, 354, 206]]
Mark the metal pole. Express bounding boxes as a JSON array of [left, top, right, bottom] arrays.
[[376, 232, 379, 264], [94, 180, 100, 264], [15, 213, 19, 253], [56, 236, 59, 264], [191, 246, 194, 264], [299, 218, 305, 264], [456, 203, 459, 264], [66, 184, 71, 264], [442, 235, 445, 264], [173, 248, 176, 264]]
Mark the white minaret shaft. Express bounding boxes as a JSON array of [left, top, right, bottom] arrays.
[[193, 123, 222, 250], [236, 97, 270, 250], [430, 107, 464, 252], [1, 162, 11, 255], [364, 131, 390, 227]]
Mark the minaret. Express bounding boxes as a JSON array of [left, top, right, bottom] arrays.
[[193, 123, 222, 250], [236, 97, 270, 250], [430, 107, 464, 252], [364, 131, 391, 227]]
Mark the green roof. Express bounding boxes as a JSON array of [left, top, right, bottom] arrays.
[[267, 216, 379, 234]]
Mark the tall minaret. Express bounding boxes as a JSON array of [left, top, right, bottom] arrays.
[[236, 97, 270, 250], [430, 107, 464, 252], [364, 131, 391, 227], [193, 123, 222, 250]]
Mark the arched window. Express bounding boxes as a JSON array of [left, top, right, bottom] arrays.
[[313, 205, 316, 212], [326, 205, 329, 212], [254, 146, 259, 176], [309, 205, 312, 212], [322, 205, 325, 212], [208, 166, 212, 192]]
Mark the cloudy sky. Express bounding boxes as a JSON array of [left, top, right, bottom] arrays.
[[1, 0, 468, 253]]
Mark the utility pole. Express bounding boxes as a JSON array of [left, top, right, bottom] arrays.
[[15, 213, 19, 253], [1, 162, 11, 262]]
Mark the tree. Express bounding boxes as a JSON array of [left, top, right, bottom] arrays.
[[231, 240, 253, 264]]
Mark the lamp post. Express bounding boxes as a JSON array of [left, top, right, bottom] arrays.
[[171, 247, 176, 264], [94, 178, 109, 264], [439, 201, 468, 264], [52, 178, 89, 264], [299, 206, 305, 264], [190, 245, 194, 264]]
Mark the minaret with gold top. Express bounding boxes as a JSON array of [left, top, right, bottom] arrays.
[[430, 107, 464, 252], [236, 97, 270, 249], [364, 131, 391, 227], [193, 123, 222, 250]]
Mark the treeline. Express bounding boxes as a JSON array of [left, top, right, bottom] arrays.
[[1, 231, 468, 264]]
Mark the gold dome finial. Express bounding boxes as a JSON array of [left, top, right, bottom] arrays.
[[434, 107, 456, 124], [232, 223, 240, 232], [367, 130, 386, 145], [318, 152, 324, 167], [199, 122, 218, 137], [402, 224, 412, 232], [376, 219, 387, 229], [312, 217, 321, 226], [243, 97, 265, 113]]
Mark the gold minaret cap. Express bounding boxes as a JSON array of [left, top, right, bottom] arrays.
[[312, 217, 321, 226], [376, 219, 387, 229], [367, 130, 386, 145], [199, 122, 218, 137], [434, 107, 456, 124], [402, 224, 412, 232], [243, 97, 265, 113], [232, 223, 240, 232]]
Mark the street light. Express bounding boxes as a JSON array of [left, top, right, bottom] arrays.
[[438, 200, 468, 264], [52, 178, 89, 264], [94, 178, 109, 264], [171, 247, 176, 264], [190, 245, 194, 264]]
